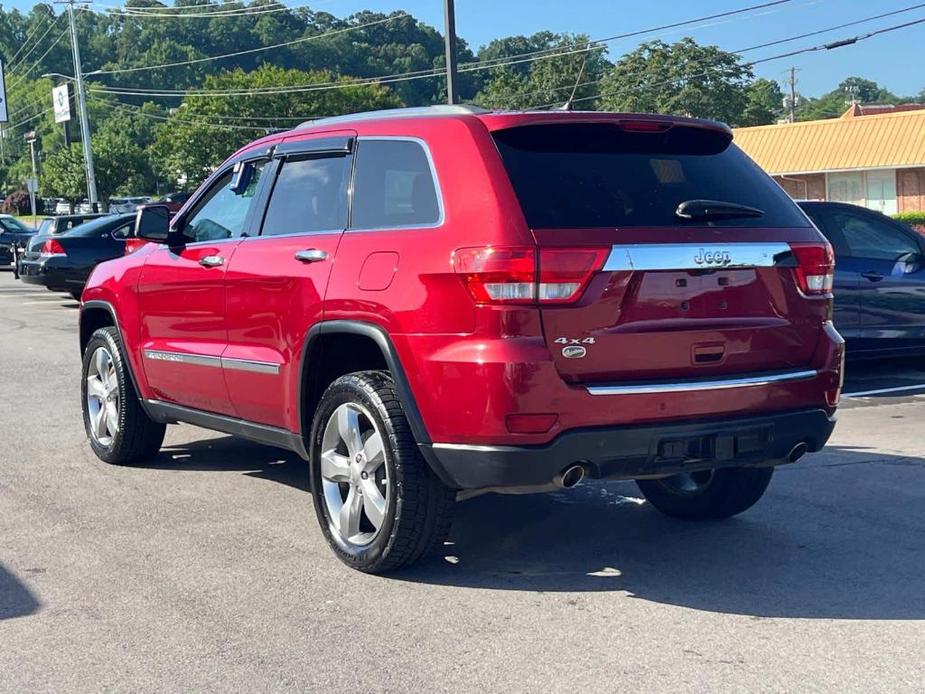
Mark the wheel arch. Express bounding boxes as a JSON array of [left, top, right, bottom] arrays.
[[299, 321, 432, 447], [81, 300, 150, 414]]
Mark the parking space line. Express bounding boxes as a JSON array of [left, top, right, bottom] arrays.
[[843, 384, 925, 398]]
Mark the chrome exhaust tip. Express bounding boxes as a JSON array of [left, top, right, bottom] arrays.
[[556, 464, 586, 489], [788, 442, 809, 463]]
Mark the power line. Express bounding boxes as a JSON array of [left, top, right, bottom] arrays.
[[535, 16, 925, 110], [90, 12, 408, 75], [465, 0, 794, 71], [90, 96, 287, 131], [514, 3, 925, 106], [8, 28, 70, 89], [8, 14, 64, 73], [7, 13, 57, 66], [90, 1, 321, 19], [89, 0, 798, 91]]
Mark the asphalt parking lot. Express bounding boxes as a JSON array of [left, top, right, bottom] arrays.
[[1, 270, 923, 693]]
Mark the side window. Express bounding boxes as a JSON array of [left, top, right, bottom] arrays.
[[802, 206, 850, 257], [832, 211, 920, 261], [183, 161, 265, 243], [112, 223, 133, 240], [350, 140, 441, 230], [261, 155, 350, 236]]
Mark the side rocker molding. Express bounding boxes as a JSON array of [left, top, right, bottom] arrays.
[[145, 400, 310, 459]]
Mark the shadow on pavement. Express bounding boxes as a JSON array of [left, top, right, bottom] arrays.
[[135, 433, 923, 619], [151, 436, 309, 491], [0, 563, 41, 621], [392, 446, 925, 619]]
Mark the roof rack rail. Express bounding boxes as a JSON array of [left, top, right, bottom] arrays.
[[297, 104, 490, 129]]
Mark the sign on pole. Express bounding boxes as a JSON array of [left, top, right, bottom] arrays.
[[0, 59, 8, 123], [25, 178, 38, 193], [53, 83, 72, 123]]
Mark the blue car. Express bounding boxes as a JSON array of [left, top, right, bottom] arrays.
[[798, 201, 925, 358]]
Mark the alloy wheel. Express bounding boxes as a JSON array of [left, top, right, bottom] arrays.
[[320, 402, 390, 547], [86, 346, 120, 447]]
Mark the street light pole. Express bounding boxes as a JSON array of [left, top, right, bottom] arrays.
[[25, 131, 38, 227], [443, 0, 459, 105], [57, 0, 98, 210]]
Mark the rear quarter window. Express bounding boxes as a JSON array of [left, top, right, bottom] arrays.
[[492, 123, 809, 229]]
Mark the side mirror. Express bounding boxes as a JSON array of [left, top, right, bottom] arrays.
[[135, 204, 173, 242]]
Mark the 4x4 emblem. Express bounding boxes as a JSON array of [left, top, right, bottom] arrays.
[[694, 249, 732, 266], [555, 336, 594, 359]]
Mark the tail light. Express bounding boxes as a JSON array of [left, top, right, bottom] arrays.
[[40, 238, 66, 256], [452, 246, 608, 305], [788, 242, 834, 296], [124, 238, 148, 255]]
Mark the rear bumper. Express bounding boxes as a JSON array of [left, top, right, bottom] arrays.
[[18, 258, 70, 290], [420, 408, 836, 490]]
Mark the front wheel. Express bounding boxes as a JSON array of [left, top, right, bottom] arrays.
[[309, 371, 454, 573], [636, 466, 774, 520], [81, 327, 166, 465]]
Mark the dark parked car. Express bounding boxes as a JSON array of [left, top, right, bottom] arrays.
[[0, 214, 37, 267], [20, 214, 135, 300], [158, 191, 192, 212], [36, 213, 109, 236], [799, 201, 925, 358]]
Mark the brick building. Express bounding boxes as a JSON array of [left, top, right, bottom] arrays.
[[733, 105, 925, 215]]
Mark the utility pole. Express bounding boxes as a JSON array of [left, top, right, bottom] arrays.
[[443, 0, 459, 105], [788, 67, 798, 123], [25, 130, 38, 227], [57, 0, 98, 210]]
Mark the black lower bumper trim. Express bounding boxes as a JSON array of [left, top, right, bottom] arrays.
[[419, 409, 836, 490]]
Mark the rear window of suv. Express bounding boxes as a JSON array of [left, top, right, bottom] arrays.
[[492, 123, 809, 229]]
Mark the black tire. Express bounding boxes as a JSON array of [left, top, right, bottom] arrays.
[[309, 370, 454, 573], [636, 466, 774, 520], [81, 326, 166, 465], [70, 290, 82, 301]]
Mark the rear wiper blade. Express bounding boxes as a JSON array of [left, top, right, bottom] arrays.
[[675, 199, 764, 221]]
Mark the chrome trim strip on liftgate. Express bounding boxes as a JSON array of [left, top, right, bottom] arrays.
[[586, 369, 818, 396], [602, 243, 793, 272], [144, 350, 280, 375]]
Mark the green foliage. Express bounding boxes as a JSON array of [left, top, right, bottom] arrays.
[[798, 76, 900, 121], [153, 65, 400, 187], [41, 144, 87, 204], [475, 33, 608, 110], [893, 212, 925, 230], [597, 39, 754, 125], [741, 78, 784, 126]]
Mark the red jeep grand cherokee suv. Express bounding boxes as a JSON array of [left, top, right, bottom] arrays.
[[79, 106, 843, 573]]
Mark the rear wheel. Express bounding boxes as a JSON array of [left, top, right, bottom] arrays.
[[82, 327, 166, 465], [309, 371, 454, 573], [636, 466, 774, 520]]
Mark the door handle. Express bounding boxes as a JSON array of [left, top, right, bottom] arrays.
[[199, 255, 224, 268], [861, 270, 884, 282], [295, 249, 328, 263]]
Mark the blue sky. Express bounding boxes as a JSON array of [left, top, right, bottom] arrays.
[[7, 0, 924, 98]]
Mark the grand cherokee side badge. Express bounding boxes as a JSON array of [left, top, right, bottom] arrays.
[[562, 345, 587, 359], [556, 336, 594, 359]]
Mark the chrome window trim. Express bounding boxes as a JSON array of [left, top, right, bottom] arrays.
[[602, 242, 793, 272], [144, 349, 280, 375], [586, 369, 818, 396], [347, 136, 445, 233]]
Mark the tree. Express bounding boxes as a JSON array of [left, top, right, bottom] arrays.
[[476, 34, 608, 110], [153, 64, 401, 187], [597, 38, 754, 125], [741, 78, 784, 126], [41, 145, 86, 210], [799, 76, 900, 121]]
